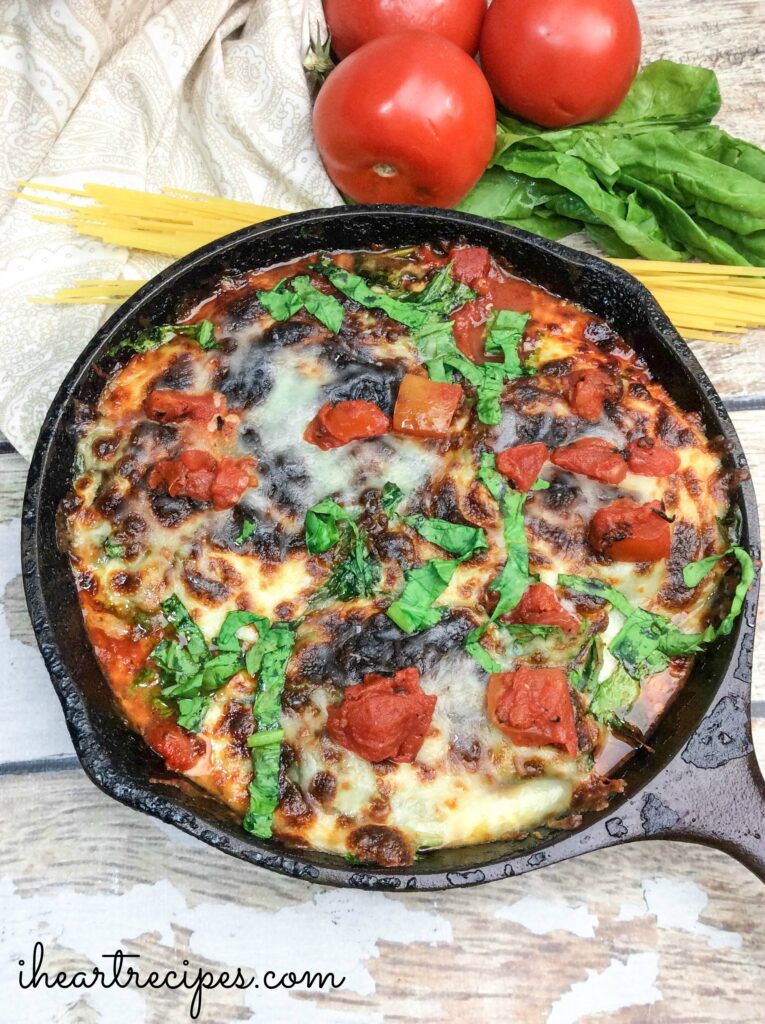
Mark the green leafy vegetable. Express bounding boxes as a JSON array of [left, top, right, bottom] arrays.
[[464, 624, 502, 673], [570, 637, 602, 692], [258, 275, 345, 332], [477, 453, 532, 619], [216, 610, 270, 654], [324, 527, 381, 602], [235, 519, 256, 546], [484, 310, 528, 378], [380, 481, 404, 516], [461, 60, 765, 267], [244, 622, 298, 839], [387, 557, 463, 634], [400, 514, 487, 557], [411, 320, 484, 387], [588, 663, 641, 724], [109, 319, 217, 357], [557, 574, 634, 618], [103, 536, 125, 559], [401, 261, 475, 315], [317, 260, 431, 329], [304, 498, 355, 555]]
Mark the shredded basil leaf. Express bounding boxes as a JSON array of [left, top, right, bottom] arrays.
[[216, 611, 270, 654], [244, 622, 298, 839], [323, 526, 381, 602], [380, 481, 404, 516], [401, 261, 475, 315], [317, 259, 431, 329], [484, 310, 528, 377], [570, 637, 603, 692], [387, 557, 463, 634], [475, 363, 506, 426], [400, 513, 487, 558], [235, 519, 256, 546], [465, 623, 502, 673], [259, 275, 345, 333], [411, 320, 484, 386], [557, 574, 635, 618], [305, 498, 355, 555], [109, 320, 216, 356], [103, 536, 125, 559], [588, 663, 641, 724]]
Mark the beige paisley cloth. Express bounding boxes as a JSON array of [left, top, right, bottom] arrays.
[[0, 0, 341, 459]]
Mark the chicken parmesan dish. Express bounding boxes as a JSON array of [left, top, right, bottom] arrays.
[[60, 242, 754, 867]]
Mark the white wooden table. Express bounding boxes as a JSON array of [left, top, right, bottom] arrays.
[[2, 2, 765, 1021]]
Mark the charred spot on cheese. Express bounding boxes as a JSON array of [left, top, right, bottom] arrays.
[[61, 242, 751, 867]]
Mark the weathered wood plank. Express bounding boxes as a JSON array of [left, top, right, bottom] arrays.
[[1, 760, 763, 1024]]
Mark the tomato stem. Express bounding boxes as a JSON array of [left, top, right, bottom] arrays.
[[373, 163, 398, 178]]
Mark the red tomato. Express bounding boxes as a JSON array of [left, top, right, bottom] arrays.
[[326, 667, 437, 763], [148, 451, 256, 509], [146, 723, 205, 772], [450, 246, 491, 288], [451, 296, 492, 363], [496, 442, 549, 491], [589, 499, 671, 562], [564, 368, 622, 422], [487, 667, 578, 757], [626, 438, 681, 477], [312, 32, 496, 207], [325, 0, 487, 58], [509, 583, 580, 635], [144, 390, 225, 424], [392, 374, 463, 438], [551, 437, 627, 484], [304, 400, 391, 450], [479, 0, 641, 128]]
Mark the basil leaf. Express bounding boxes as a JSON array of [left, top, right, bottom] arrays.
[[290, 275, 345, 332], [475, 363, 505, 426], [484, 309, 529, 378], [176, 695, 211, 732], [387, 557, 462, 634], [161, 594, 209, 663], [216, 611, 270, 654], [557, 574, 635, 619], [244, 622, 298, 839], [411, 320, 484, 386], [608, 608, 670, 680], [570, 637, 602, 692], [109, 319, 217, 357], [465, 623, 502, 673], [235, 519, 255, 546], [200, 651, 245, 690], [401, 513, 487, 557], [324, 527, 381, 601], [248, 727, 284, 748], [257, 278, 304, 321], [103, 536, 125, 559], [380, 481, 404, 516], [305, 498, 354, 555], [588, 663, 641, 724], [317, 260, 430, 329], [503, 623, 558, 639], [402, 261, 475, 315]]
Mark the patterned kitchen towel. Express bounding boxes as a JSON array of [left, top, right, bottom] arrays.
[[0, 0, 340, 459]]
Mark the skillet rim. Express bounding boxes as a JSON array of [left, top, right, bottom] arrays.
[[21, 204, 761, 890]]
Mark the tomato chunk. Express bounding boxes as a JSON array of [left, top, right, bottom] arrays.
[[144, 389, 225, 423], [496, 442, 549, 491], [589, 498, 671, 562], [451, 296, 491, 363], [146, 723, 206, 772], [626, 438, 681, 477], [392, 374, 463, 438], [148, 450, 256, 509], [509, 583, 580, 635], [565, 368, 622, 422], [551, 437, 627, 484], [326, 667, 437, 763], [450, 246, 491, 287], [304, 400, 390, 450], [487, 667, 578, 758]]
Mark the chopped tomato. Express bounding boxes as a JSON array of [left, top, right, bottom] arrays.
[[509, 583, 580, 635], [589, 498, 671, 562], [551, 437, 627, 484], [148, 451, 256, 509], [496, 442, 549, 491], [146, 723, 205, 772], [626, 438, 681, 477], [487, 667, 578, 758], [144, 389, 225, 424], [451, 296, 491, 363], [565, 368, 621, 421], [210, 457, 257, 510], [326, 667, 437, 763], [392, 373, 463, 438], [304, 400, 391, 450], [450, 246, 491, 287]]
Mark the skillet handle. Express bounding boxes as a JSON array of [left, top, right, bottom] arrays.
[[667, 748, 765, 884]]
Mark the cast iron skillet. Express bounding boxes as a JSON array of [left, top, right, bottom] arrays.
[[22, 206, 765, 890]]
